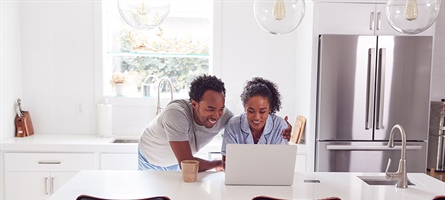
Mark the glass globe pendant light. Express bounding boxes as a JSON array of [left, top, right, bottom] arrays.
[[118, 0, 170, 30], [254, 0, 305, 35], [386, 0, 441, 34]]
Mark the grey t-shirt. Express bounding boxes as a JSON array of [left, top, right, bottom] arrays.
[[139, 99, 233, 167]]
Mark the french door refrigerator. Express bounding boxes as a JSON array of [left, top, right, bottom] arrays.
[[315, 35, 433, 173]]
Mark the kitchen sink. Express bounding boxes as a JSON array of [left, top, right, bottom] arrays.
[[357, 176, 415, 186], [112, 139, 139, 143]]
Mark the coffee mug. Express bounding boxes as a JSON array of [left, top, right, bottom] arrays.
[[181, 160, 199, 183]]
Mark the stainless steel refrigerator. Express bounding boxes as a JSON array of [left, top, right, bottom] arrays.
[[315, 35, 433, 173]]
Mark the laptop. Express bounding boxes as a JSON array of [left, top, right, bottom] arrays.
[[224, 144, 298, 186]]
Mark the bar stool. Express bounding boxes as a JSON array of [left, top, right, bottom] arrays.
[[76, 194, 170, 200]]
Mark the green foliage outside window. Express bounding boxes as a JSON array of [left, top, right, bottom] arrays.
[[118, 56, 209, 92], [113, 25, 209, 94]]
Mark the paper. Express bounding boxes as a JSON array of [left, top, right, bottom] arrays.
[[97, 103, 112, 137]]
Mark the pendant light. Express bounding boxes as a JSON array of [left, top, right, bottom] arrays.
[[118, 0, 170, 30], [386, 0, 441, 34], [254, 0, 305, 35]]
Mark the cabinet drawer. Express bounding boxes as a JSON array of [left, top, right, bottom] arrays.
[[5, 153, 96, 172]]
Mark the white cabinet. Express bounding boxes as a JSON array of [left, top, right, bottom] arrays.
[[5, 172, 76, 200], [316, 2, 434, 36], [100, 153, 138, 170], [295, 154, 307, 172], [4, 153, 96, 200]]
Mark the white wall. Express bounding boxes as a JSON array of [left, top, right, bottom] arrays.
[[20, 0, 96, 135], [1, 1, 23, 199], [218, 0, 299, 120], [1, 0, 22, 141]]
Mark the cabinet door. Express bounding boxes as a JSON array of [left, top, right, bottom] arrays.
[[374, 4, 435, 36], [5, 171, 77, 200], [374, 4, 400, 35], [5, 172, 49, 200], [100, 153, 138, 170], [51, 172, 77, 193], [317, 3, 377, 35], [295, 154, 307, 172]]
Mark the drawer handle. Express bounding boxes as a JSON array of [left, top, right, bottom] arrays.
[[44, 177, 49, 195], [38, 161, 61, 165], [50, 177, 55, 194]]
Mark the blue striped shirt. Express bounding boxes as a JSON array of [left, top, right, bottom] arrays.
[[221, 113, 288, 156]]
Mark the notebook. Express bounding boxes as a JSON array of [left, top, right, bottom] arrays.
[[224, 144, 298, 186]]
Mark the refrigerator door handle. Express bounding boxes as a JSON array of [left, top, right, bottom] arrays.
[[366, 48, 376, 130], [326, 145, 422, 150], [369, 12, 375, 30], [376, 48, 386, 130]]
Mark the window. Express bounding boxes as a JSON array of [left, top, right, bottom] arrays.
[[101, 0, 213, 98]]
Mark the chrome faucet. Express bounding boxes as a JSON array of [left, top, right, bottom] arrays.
[[156, 77, 174, 115], [385, 124, 408, 188]]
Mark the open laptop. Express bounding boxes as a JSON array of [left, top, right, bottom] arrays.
[[224, 144, 298, 186]]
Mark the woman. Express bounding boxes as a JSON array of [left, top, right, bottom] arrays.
[[221, 77, 288, 167]]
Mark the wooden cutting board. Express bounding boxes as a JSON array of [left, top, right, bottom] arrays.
[[291, 115, 306, 144]]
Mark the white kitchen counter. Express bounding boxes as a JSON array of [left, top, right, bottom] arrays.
[[47, 170, 445, 200], [0, 134, 219, 154], [1, 135, 136, 153], [0, 134, 307, 155]]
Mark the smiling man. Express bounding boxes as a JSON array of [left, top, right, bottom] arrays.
[[138, 75, 234, 171]]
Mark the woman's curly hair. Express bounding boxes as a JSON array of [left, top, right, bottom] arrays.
[[240, 77, 281, 114], [189, 74, 226, 102]]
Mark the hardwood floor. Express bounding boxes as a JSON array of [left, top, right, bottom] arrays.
[[427, 168, 445, 182]]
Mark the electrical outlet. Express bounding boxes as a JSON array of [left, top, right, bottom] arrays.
[[76, 103, 83, 115]]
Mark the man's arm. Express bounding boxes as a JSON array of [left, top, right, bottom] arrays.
[[169, 141, 222, 172], [222, 155, 226, 169], [281, 116, 292, 141]]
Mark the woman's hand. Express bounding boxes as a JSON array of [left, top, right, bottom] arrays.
[[281, 116, 292, 141]]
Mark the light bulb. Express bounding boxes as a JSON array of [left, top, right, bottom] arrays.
[[133, 2, 149, 26], [137, 2, 148, 15], [254, 0, 305, 35], [386, 0, 441, 34], [118, 0, 170, 30], [404, 0, 418, 21], [273, 0, 286, 21]]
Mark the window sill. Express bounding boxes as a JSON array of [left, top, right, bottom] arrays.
[[104, 93, 187, 106]]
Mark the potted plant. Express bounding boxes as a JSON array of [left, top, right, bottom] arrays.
[[110, 72, 128, 96]]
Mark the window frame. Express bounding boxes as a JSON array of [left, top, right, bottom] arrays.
[[93, 0, 222, 106]]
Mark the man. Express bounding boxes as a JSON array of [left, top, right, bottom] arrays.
[[138, 75, 291, 171]]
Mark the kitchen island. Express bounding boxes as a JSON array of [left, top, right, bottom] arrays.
[[47, 170, 445, 200]]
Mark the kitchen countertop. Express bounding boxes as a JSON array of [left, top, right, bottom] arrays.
[[0, 134, 307, 155], [47, 170, 445, 200], [0, 135, 136, 153]]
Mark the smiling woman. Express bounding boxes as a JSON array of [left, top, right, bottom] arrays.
[[100, 0, 213, 98]]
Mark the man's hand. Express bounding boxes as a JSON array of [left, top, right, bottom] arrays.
[[215, 165, 225, 172], [281, 116, 292, 141], [170, 141, 225, 172]]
